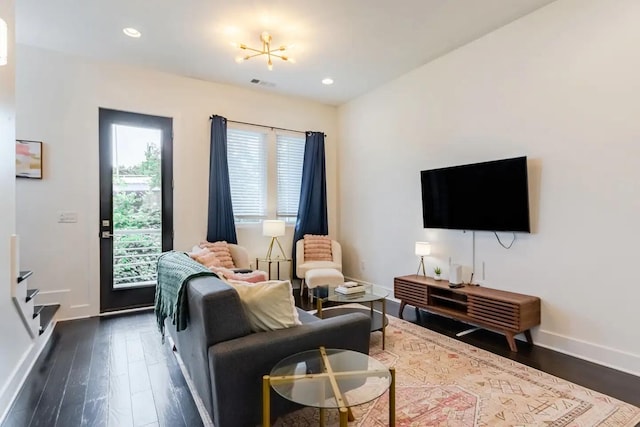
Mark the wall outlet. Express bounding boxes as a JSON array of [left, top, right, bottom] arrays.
[[58, 211, 78, 223], [360, 260, 365, 271]]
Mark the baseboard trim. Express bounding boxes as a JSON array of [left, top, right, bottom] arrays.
[[99, 306, 154, 317], [535, 329, 640, 378], [0, 320, 56, 424]]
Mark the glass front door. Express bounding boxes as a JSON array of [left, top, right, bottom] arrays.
[[99, 109, 173, 312]]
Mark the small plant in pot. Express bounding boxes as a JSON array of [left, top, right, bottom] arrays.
[[434, 266, 442, 280]]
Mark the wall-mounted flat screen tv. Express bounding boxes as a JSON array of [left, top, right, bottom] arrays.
[[421, 156, 530, 232]]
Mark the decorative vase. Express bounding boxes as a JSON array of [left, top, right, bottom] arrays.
[[434, 274, 442, 281]]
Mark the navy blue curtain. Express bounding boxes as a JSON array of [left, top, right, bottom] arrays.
[[206, 115, 238, 244], [292, 132, 328, 265]]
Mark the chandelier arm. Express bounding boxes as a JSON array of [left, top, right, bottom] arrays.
[[243, 52, 269, 60], [241, 46, 265, 54], [269, 53, 289, 61]]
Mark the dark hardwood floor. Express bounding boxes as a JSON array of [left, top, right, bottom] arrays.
[[1, 311, 202, 427], [3, 288, 639, 427]]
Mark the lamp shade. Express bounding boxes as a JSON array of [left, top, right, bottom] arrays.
[[262, 220, 285, 237], [415, 241, 431, 256]]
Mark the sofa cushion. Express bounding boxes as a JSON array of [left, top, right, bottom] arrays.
[[199, 241, 235, 269], [226, 280, 301, 332], [303, 234, 333, 261]]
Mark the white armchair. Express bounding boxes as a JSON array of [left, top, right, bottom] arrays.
[[296, 239, 342, 296]]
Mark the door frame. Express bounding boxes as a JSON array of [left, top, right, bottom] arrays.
[[98, 108, 173, 313]]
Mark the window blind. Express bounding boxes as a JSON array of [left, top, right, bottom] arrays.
[[276, 134, 305, 220], [227, 129, 267, 220]]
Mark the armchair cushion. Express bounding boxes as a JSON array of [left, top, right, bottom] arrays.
[[303, 234, 333, 261]]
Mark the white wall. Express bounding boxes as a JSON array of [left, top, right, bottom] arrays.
[[15, 45, 337, 319], [0, 0, 35, 417], [338, 0, 640, 375]]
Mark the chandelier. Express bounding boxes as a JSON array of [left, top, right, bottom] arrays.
[[233, 32, 295, 70]]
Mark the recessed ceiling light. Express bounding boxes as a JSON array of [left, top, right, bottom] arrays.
[[123, 28, 141, 38], [322, 78, 334, 85]]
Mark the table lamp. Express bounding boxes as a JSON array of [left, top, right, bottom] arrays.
[[263, 220, 286, 260], [415, 242, 431, 277]]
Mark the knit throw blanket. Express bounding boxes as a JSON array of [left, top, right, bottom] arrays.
[[155, 251, 217, 339]]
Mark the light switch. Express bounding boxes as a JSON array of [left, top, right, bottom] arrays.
[[58, 211, 78, 223]]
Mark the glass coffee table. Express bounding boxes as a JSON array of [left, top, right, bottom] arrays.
[[314, 284, 389, 349], [263, 346, 395, 427]]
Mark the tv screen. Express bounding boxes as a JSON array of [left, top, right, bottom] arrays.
[[421, 156, 530, 232]]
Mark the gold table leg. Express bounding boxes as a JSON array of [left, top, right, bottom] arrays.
[[339, 407, 348, 426], [382, 298, 387, 350], [319, 408, 325, 427], [389, 367, 396, 427], [262, 375, 270, 427], [317, 297, 323, 318]]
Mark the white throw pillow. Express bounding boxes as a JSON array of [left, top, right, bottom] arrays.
[[226, 280, 301, 332]]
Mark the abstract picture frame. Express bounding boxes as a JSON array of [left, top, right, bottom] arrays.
[[16, 139, 43, 179]]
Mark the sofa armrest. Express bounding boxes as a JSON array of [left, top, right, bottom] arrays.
[[207, 312, 371, 427]]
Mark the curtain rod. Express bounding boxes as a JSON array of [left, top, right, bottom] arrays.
[[209, 116, 326, 137]]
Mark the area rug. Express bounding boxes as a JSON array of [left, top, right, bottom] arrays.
[[275, 306, 640, 426]]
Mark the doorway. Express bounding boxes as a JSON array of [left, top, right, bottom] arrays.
[[99, 108, 173, 312]]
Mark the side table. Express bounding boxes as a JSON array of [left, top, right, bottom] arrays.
[[255, 257, 292, 280], [264, 346, 395, 427]]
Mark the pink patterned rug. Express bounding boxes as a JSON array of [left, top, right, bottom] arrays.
[[276, 308, 640, 426]]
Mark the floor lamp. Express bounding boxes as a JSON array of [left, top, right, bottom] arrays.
[[263, 220, 286, 260], [415, 242, 431, 276]]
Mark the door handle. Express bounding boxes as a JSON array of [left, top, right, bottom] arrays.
[[101, 231, 113, 239]]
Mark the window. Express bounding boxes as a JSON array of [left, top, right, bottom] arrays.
[[227, 129, 267, 222], [227, 126, 305, 223], [276, 134, 305, 223]]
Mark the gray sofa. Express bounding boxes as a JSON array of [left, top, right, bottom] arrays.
[[167, 275, 371, 427]]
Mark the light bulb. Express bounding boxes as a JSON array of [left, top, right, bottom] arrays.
[[235, 56, 244, 63]]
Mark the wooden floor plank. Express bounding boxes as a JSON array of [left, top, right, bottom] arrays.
[[146, 363, 186, 427], [130, 390, 158, 427]]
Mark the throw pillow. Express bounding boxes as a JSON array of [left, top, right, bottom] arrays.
[[226, 279, 301, 332], [303, 234, 333, 261], [190, 248, 223, 269], [199, 241, 235, 269], [209, 266, 269, 283]]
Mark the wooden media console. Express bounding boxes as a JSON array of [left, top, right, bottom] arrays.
[[394, 274, 540, 352]]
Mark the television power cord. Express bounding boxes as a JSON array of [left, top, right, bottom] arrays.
[[494, 232, 516, 249]]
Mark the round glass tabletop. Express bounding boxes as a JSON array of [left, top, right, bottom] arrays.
[[269, 348, 391, 409], [327, 285, 389, 304]]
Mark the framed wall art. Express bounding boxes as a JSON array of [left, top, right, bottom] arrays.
[[16, 140, 43, 179]]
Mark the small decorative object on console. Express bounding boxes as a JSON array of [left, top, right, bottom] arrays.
[[434, 266, 442, 280]]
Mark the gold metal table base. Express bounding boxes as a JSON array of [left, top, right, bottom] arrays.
[[263, 347, 396, 426]]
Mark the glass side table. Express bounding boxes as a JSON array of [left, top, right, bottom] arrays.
[[315, 284, 389, 349], [264, 346, 395, 427], [255, 257, 292, 280]]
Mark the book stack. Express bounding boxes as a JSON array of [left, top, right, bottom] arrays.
[[335, 281, 366, 295]]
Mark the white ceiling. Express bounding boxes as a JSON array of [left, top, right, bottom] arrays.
[[16, 0, 556, 105]]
